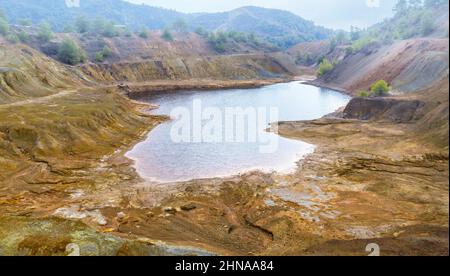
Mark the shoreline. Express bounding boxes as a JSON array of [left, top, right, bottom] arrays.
[[1, 76, 447, 256], [121, 77, 338, 185], [120, 78, 294, 97], [305, 79, 354, 96]]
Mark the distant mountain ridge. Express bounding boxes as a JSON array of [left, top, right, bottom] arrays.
[[0, 0, 333, 48], [190, 6, 333, 48], [0, 0, 186, 30]]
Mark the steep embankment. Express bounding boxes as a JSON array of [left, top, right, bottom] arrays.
[[287, 40, 333, 66], [80, 54, 295, 83], [72, 33, 297, 83], [342, 76, 449, 146], [312, 38, 449, 95], [0, 43, 164, 188], [0, 45, 90, 104], [24, 32, 298, 84]]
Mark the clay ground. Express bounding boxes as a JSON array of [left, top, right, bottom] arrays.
[[1, 79, 447, 256]]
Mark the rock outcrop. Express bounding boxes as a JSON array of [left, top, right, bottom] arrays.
[[343, 97, 425, 122]]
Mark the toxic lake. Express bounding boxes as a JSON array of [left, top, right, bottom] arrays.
[[126, 82, 350, 182]]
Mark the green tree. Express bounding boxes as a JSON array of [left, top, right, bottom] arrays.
[[172, 19, 188, 33], [0, 9, 6, 21], [162, 28, 173, 41], [95, 46, 113, 62], [421, 13, 435, 35], [370, 80, 390, 96], [57, 38, 87, 65], [6, 33, 19, 43], [101, 46, 112, 57], [18, 18, 32, 26], [409, 0, 423, 9], [208, 31, 228, 53], [317, 58, 334, 76], [37, 21, 53, 42], [17, 30, 30, 43], [393, 0, 409, 15], [247, 33, 259, 45], [139, 28, 148, 38], [75, 16, 90, 33], [123, 28, 133, 37], [0, 18, 9, 36], [95, 52, 105, 62], [195, 27, 207, 37], [63, 25, 75, 33], [334, 31, 349, 45], [425, 0, 449, 8], [350, 26, 361, 41], [91, 18, 106, 34], [101, 21, 118, 37], [358, 90, 370, 97]]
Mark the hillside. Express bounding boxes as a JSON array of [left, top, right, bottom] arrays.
[[312, 38, 449, 95], [0, 1, 449, 257], [300, 1, 450, 95], [189, 6, 333, 48], [0, 44, 91, 104], [0, 0, 185, 30], [0, 0, 333, 48]]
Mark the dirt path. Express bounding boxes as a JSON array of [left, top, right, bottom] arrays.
[[0, 89, 78, 108]]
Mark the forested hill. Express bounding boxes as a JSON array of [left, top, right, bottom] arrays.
[[189, 6, 333, 48], [0, 0, 185, 30], [0, 0, 333, 48]]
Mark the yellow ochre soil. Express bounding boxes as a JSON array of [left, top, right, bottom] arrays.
[[0, 42, 448, 256]]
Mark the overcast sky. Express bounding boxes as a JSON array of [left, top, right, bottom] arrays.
[[126, 0, 398, 30]]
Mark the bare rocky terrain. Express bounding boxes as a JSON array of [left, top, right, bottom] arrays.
[[0, 7, 449, 255], [311, 38, 449, 95]]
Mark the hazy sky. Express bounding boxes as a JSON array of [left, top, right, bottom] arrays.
[[126, 0, 398, 30]]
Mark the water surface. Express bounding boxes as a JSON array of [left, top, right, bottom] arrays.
[[126, 82, 350, 182]]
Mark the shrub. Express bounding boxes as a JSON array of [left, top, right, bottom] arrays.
[[172, 19, 188, 33], [162, 28, 173, 41], [317, 59, 334, 76], [124, 29, 133, 37], [195, 27, 207, 37], [101, 46, 112, 57], [6, 33, 19, 43], [63, 25, 75, 33], [75, 16, 90, 33], [0, 18, 9, 36], [37, 21, 53, 42], [94, 46, 113, 62], [351, 37, 374, 52], [370, 80, 390, 96], [139, 28, 148, 39], [208, 31, 230, 53], [57, 38, 87, 65], [358, 90, 370, 97], [420, 13, 435, 35], [101, 22, 118, 38], [345, 47, 354, 55], [95, 52, 104, 62], [18, 18, 32, 26], [17, 30, 30, 43]]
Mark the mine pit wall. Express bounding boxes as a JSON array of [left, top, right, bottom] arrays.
[[0, 45, 298, 186], [312, 38, 449, 96], [79, 54, 298, 83], [342, 76, 449, 149], [0, 45, 91, 104]]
